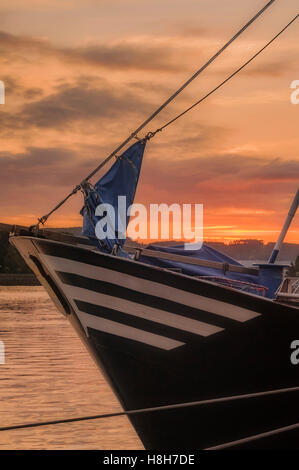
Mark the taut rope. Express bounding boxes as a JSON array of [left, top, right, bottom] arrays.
[[155, 15, 299, 133], [1, 385, 299, 433]]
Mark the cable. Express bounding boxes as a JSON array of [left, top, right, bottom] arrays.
[[1, 384, 299, 433], [35, 0, 277, 226], [158, 14, 299, 132]]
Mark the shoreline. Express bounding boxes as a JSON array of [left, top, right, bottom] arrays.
[[0, 274, 40, 286]]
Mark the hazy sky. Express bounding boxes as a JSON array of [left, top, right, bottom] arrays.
[[0, 0, 298, 242]]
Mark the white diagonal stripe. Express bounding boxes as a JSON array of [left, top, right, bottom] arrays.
[[43, 255, 260, 322], [76, 311, 184, 351], [35, 255, 184, 350], [62, 284, 223, 337]]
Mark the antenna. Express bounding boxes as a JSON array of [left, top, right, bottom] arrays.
[[268, 188, 299, 264]]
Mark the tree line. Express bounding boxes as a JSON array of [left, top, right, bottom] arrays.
[[0, 231, 31, 273]]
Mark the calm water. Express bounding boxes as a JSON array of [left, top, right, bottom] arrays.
[[0, 287, 142, 449]]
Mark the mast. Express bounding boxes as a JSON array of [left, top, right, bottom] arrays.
[[268, 188, 299, 264]]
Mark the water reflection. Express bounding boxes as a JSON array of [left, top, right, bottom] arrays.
[[0, 287, 142, 449]]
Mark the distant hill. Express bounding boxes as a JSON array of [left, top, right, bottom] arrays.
[[207, 239, 298, 263], [0, 223, 82, 273], [0, 222, 298, 273], [0, 230, 30, 273], [0, 222, 82, 236], [151, 239, 298, 263], [0, 223, 15, 231]]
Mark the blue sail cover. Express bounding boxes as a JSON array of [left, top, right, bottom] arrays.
[[139, 243, 261, 287], [81, 140, 146, 252]]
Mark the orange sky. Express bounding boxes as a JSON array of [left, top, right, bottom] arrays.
[[0, 0, 298, 243]]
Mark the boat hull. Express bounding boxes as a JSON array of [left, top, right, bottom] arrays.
[[10, 235, 299, 449]]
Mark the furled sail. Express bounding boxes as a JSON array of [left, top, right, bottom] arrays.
[[81, 140, 146, 252]]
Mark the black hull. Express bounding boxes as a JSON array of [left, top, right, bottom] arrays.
[[10, 236, 299, 449]]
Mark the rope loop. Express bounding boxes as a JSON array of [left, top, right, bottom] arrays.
[[73, 184, 81, 194], [38, 216, 47, 226], [144, 128, 162, 141], [133, 128, 162, 143], [79, 181, 91, 193]]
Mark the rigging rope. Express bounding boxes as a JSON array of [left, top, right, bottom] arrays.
[[156, 14, 299, 133], [1, 385, 299, 433], [35, 0, 277, 227]]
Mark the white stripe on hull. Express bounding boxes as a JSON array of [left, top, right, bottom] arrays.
[[61, 284, 223, 337], [43, 255, 260, 322], [35, 255, 188, 349], [77, 311, 184, 350]]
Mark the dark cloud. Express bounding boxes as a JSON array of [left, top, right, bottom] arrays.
[[23, 87, 43, 100], [0, 147, 77, 184], [152, 125, 229, 151], [140, 153, 299, 196], [64, 43, 181, 72], [0, 146, 93, 207], [0, 30, 45, 50], [0, 81, 153, 131], [242, 58, 296, 77], [255, 157, 299, 180], [0, 146, 83, 212], [2, 75, 43, 99], [0, 28, 295, 79], [1, 146, 297, 196], [211, 54, 297, 79], [0, 29, 184, 72], [0, 144, 297, 223], [172, 24, 206, 38], [23, 84, 152, 127]]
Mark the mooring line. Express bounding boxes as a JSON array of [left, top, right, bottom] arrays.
[[205, 422, 299, 449], [1, 385, 299, 433]]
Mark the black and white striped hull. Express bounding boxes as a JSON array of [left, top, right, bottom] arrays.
[[10, 236, 299, 449]]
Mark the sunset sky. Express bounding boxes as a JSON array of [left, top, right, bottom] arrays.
[[0, 0, 298, 243]]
